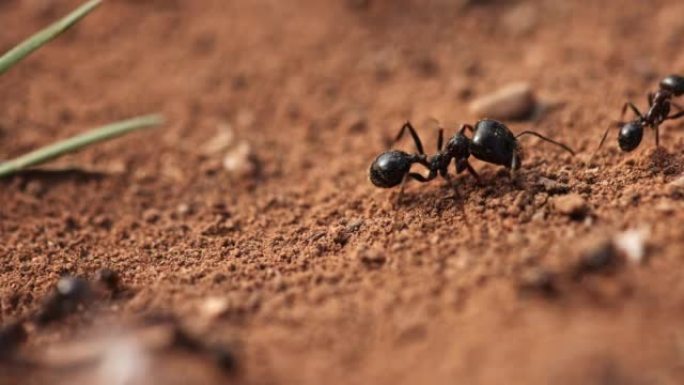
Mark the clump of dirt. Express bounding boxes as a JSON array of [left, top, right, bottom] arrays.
[[2, 1, 684, 384]]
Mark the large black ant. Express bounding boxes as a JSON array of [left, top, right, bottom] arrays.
[[598, 74, 684, 152], [369, 119, 575, 201]]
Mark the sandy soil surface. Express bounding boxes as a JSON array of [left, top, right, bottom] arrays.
[[2, 0, 684, 384]]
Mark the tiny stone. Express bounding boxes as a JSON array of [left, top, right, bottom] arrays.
[[355, 247, 386, 268], [0, 322, 27, 357], [200, 297, 230, 321], [469, 82, 537, 120], [95, 268, 120, 292], [537, 177, 570, 194], [176, 203, 192, 216], [142, 209, 161, 223], [613, 228, 649, 265], [518, 267, 557, 296], [667, 174, 684, 197], [575, 241, 621, 278], [223, 141, 258, 177], [551, 193, 589, 220]]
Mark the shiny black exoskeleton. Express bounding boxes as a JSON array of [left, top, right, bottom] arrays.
[[369, 120, 575, 200], [599, 74, 684, 152]]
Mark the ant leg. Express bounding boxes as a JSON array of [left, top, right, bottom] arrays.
[[459, 124, 475, 134], [596, 121, 624, 152], [466, 163, 482, 185], [456, 159, 481, 185], [621, 102, 643, 120], [654, 111, 684, 147], [396, 169, 436, 205], [437, 128, 444, 151], [509, 151, 522, 182], [440, 173, 461, 201], [666, 111, 684, 121], [392, 121, 425, 155], [648, 92, 654, 107]]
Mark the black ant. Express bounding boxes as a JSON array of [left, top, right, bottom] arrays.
[[369, 119, 575, 201], [598, 74, 684, 152]]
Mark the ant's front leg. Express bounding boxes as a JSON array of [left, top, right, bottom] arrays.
[[621, 102, 643, 120], [396, 168, 436, 205], [439, 171, 462, 202], [648, 92, 654, 107], [391, 121, 425, 155], [456, 159, 481, 185]]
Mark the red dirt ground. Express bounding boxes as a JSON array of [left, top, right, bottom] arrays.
[[3, 0, 684, 384]]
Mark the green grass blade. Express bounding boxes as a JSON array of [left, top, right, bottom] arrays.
[[0, 0, 102, 76], [0, 114, 164, 178]]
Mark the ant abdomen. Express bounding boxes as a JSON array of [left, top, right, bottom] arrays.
[[618, 122, 644, 152]]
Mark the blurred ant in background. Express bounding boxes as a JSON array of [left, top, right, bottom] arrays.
[[598, 74, 684, 152], [370, 119, 575, 202]]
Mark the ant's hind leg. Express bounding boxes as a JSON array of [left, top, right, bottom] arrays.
[[509, 152, 522, 182], [392, 122, 425, 155], [595, 121, 624, 155], [395, 171, 435, 205], [666, 111, 684, 121]]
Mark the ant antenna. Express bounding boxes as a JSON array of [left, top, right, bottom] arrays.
[[515, 130, 576, 155]]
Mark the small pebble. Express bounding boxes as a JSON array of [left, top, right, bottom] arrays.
[[667, 174, 684, 197], [0, 322, 27, 357], [142, 208, 161, 223], [518, 267, 557, 296], [223, 141, 258, 177], [537, 177, 570, 194], [613, 228, 649, 265], [574, 241, 621, 278], [469, 82, 537, 120], [95, 268, 121, 292], [200, 297, 230, 321], [355, 247, 386, 268], [202, 125, 235, 155], [551, 193, 589, 220]]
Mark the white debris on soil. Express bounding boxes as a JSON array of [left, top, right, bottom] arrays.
[[223, 141, 258, 176], [97, 338, 148, 385], [202, 123, 235, 155], [613, 228, 649, 265], [200, 296, 230, 321], [469, 82, 537, 120]]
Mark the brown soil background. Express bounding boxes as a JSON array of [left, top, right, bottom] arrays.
[[3, 0, 684, 384]]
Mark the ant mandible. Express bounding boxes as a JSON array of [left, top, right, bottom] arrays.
[[369, 119, 575, 201], [598, 74, 684, 152]]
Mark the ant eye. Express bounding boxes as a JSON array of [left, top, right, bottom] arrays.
[[618, 122, 643, 152], [369, 151, 412, 188]]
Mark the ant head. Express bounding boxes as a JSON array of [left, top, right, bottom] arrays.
[[660, 74, 684, 97], [444, 130, 471, 160], [369, 150, 414, 188], [618, 120, 644, 152]]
